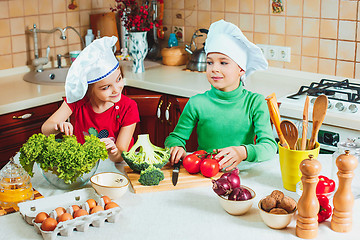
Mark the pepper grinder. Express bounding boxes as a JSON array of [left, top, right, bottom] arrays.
[[331, 150, 358, 232], [296, 154, 321, 239]]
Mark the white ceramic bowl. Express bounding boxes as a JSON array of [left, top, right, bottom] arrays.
[[258, 197, 297, 229], [217, 185, 256, 215], [90, 172, 129, 199]]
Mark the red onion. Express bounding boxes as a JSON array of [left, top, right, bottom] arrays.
[[228, 187, 252, 201], [228, 188, 241, 201], [220, 168, 240, 189], [212, 178, 232, 196]]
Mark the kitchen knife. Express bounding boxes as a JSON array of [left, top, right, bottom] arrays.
[[172, 161, 181, 186], [300, 96, 309, 150]]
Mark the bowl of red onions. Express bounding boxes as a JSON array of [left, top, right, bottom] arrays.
[[212, 168, 255, 215]]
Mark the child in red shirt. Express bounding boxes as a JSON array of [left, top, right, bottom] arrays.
[[42, 36, 139, 162]]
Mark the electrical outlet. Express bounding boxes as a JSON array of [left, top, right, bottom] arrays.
[[173, 26, 184, 42], [277, 46, 291, 62], [256, 44, 291, 62]]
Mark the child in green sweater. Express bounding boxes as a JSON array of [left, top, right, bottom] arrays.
[[165, 20, 277, 171]]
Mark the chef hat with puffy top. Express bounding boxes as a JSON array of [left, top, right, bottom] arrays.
[[205, 20, 268, 80], [65, 36, 119, 103]]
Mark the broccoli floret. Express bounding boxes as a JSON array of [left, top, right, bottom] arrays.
[[138, 165, 164, 186], [122, 134, 170, 172]]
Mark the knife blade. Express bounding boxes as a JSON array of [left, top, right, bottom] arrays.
[[172, 161, 181, 186]]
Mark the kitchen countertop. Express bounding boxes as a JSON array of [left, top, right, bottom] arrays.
[[2, 60, 353, 115], [0, 154, 358, 240]]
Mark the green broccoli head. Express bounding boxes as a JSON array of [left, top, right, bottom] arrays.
[[138, 165, 165, 186]]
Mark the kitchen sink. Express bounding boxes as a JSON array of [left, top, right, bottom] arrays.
[[23, 67, 69, 85]]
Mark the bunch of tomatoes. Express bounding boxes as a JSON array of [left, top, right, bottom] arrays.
[[182, 150, 222, 178]]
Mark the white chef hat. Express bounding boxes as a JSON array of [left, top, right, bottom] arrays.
[[205, 20, 268, 80], [65, 36, 119, 103]]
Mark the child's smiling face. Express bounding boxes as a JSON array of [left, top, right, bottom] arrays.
[[89, 67, 124, 103], [206, 53, 245, 92]]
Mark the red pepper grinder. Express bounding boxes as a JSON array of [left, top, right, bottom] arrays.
[[296, 154, 321, 239], [331, 150, 358, 232]]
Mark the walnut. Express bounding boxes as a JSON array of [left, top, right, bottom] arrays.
[[277, 196, 297, 213], [270, 190, 284, 204], [261, 196, 277, 212], [269, 208, 288, 214]]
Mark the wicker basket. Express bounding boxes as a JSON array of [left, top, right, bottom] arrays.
[[161, 46, 188, 66]]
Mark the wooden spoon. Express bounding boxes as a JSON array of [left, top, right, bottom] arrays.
[[300, 96, 309, 150], [308, 95, 328, 150], [280, 120, 298, 150]]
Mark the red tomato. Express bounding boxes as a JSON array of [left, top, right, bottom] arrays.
[[193, 150, 207, 160], [183, 154, 202, 174], [200, 158, 220, 178]]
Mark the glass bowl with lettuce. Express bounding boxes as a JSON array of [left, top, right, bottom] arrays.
[[19, 133, 108, 190]]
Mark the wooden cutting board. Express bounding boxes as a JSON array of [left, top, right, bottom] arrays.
[[124, 163, 222, 194]]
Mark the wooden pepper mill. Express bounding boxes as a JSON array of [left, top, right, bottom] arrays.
[[331, 150, 358, 232], [296, 154, 321, 239]]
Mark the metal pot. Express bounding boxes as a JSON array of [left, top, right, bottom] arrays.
[[185, 28, 208, 72]]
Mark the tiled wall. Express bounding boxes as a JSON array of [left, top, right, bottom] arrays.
[[163, 0, 360, 79], [0, 0, 113, 70]]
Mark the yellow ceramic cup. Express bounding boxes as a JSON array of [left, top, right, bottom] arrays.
[[278, 139, 320, 192]]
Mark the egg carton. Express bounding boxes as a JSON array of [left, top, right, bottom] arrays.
[[18, 188, 121, 240]]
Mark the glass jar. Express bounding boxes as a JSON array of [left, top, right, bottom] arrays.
[[331, 139, 360, 199]]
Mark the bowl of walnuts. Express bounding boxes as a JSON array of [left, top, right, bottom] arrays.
[[258, 190, 297, 229]]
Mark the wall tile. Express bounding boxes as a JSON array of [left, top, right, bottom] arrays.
[[53, 0, 66, 13], [302, 37, 319, 57], [11, 35, 26, 53], [338, 20, 356, 41], [355, 63, 360, 79], [303, 18, 319, 37], [224, 13, 239, 25], [337, 41, 356, 61], [10, 17, 25, 35], [80, 10, 91, 26], [67, 27, 81, 45], [40, 34, 55, 48], [0, 37, 12, 55], [9, 0, 24, 18], [225, 0, 239, 13], [284, 54, 301, 70], [243, 31, 253, 42], [336, 60, 354, 78], [254, 15, 269, 33], [286, 17, 302, 36], [67, 11, 80, 27], [270, 16, 285, 35], [164, 0, 172, 9], [239, 14, 253, 32], [357, 42, 360, 62], [198, 0, 210, 11], [210, 12, 224, 22], [24, 0, 39, 16], [0, 55, 13, 70], [173, 0, 184, 9], [0, 1, 9, 19], [39, 15, 54, 30], [320, 19, 338, 39], [185, 0, 197, 10], [301, 56, 318, 73], [285, 35, 302, 55], [185, 10, 197, 27], [24, 16, 40, 30], [268, 60, 284, 68], [163, 9, 172, 26], [318, 58, 336, 75], [253, 32, 269, 44], [319, 39, 337, 59], [0, 19, 11, 37], [211, 0, 224, 12], [12, 52, 27, 67], [53, 13, 67, 29], [198, 11, 211, 28], [286, 0, 303, 17], [303, 0, 320, 18], [321, 0, 339, 19], [39, 0, 53, 14], [339, 0, 357, 21], [239, 0, 254, 14], [270, 34, 285, 46], [254, 0, 269, 15], [79, 0, 92, 10], [173, 10, 185, 26]]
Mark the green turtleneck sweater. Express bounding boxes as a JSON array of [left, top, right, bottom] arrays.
[[165, 85, 277, 162]]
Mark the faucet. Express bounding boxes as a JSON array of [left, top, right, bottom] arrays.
[[29, 24, 85, 72]]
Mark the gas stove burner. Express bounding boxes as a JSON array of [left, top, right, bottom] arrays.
[[307, 88, 335, 96]]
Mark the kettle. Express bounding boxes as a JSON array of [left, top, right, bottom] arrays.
[[185, 28, 208, 72]]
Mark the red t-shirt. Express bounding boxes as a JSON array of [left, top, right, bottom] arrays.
[[65, 95, 140, 149]]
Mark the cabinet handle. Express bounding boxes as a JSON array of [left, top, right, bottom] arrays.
[[157, 100, 163, 122], [165, 102, 172, 125], [13, 113, 33, 119]]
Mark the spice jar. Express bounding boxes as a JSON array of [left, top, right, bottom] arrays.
[[331, 139, 360, 199], [0, 157, 34, 208]]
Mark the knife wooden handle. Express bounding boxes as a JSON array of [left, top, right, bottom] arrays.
[[300, 96, 309, 150]]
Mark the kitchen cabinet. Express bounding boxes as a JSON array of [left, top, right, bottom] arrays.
[[125, 86, 198, 152], [0, 101, 62, 168]]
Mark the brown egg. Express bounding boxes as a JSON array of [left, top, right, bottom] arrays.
[[54, 207, 66, 217], [71, 205, 80, 212], [90, 205, 104, 214], [86, 199, 97, 209], [101, 196, 111, 205], [104, 202, 119, 210], [57, 212, 73, 222], [73, 209, 89, 218], [34, 212, 49, 224], [41, 217, 58, 231]]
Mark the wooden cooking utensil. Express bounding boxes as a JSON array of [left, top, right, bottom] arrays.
[[266, 93, 289, 149], [308, 95, 328, 150], [280, 120, 298, 150], [300, 96, 309, 150]]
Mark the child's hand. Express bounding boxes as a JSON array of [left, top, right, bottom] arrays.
[[215, 146, 247, 171], [55, 122, 73, 135], [100, 138, 119, 155], [169, 146, 186, 165]]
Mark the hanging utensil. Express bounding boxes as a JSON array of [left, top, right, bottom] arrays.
[[308, 95, 328, 150], [280, 120, 298, 150], [266, 93, 289, 149], [300, 96, 309, 150]]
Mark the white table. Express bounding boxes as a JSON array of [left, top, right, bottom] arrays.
[[0, 155, 358, 240]]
